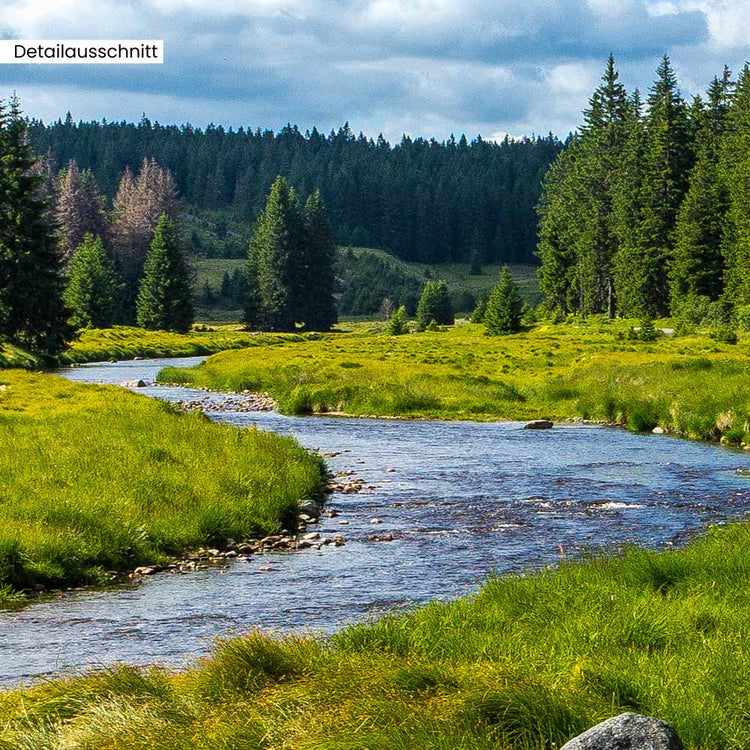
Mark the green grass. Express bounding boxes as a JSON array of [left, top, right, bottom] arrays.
[[3, 521, 750, 748], [0, 370, 326, 596], [59, 326, 317, 365], [345, 246, 541, 305], [158, 318, 750, 445]]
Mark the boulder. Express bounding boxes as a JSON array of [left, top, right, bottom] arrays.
[[652, 426, 665, 435], [523, 419, 553, 430], [120, 379, 147, 388], [560, 713, 684, 750]]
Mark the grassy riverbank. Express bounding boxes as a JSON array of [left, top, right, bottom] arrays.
[[0, 371, 326, 599], [3, 520, 750, 748], [59, 326, 315, 365], [159, 320, 750, 445]]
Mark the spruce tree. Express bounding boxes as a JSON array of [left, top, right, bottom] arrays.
[[386, 305, 409, 335], [470, 298, 486, 323], [55, 160, 109, 265], [611, 89, 651, 317], [484, 267, 523, 335], [0, 97, 71, 356], [670, 73, 731, 310], [245, 176, 301, 331], [136, 213, 193, 332], [64, 234, 121, 329], [638, 55, 692, 315], [416, 279, 453, 330], [720, 65, 750, 308], [300, 189, 337, 330]]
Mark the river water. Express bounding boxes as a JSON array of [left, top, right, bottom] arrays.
[[1, 356, 749, 685]]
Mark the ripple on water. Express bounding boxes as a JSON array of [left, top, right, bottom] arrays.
[[0, 356, 749, 685]]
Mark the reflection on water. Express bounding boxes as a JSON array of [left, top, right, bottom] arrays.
[[1, 356, 748, 685]]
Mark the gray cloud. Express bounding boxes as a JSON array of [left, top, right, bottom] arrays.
[[0, 0, 744, 142]]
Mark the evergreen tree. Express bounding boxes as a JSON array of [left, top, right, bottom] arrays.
[[136, 213, 193, 332], [220, 270, 232, 299], [611, 89, 651, 317], [245, 176, 302, 331], [484, 267, 523, 335], [638, 55, 692, 315], [469, 229, 483, 275], [300, 189, 337, 330], [63, 234, 121, 329], [386, 305, 409, 335], [416, 279, 453, 330], [670, 73, 732, 310], [470, 298, 486, 323], [0, 97, 71, 356], [55, 160, 109, 265], [112, 158, 180, 317], [720, 65, 750, 307]]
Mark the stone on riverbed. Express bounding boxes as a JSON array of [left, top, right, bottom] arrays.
[[523, 419, 553, 429], [120, 379, 147, 388], [560, 713, 684, 750]]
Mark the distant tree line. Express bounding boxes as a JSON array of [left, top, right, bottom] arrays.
[[538, 54, 750, 323], [29, 117, 562, 266]]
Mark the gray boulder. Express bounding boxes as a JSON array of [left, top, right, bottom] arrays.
[[561, 713, 683, 750], [523, 419, 553, 430], [120, 379, 147, 388]]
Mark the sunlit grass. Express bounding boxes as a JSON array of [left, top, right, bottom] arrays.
[[0, 370, 326, 594], [3, 522, 750, 748], [159, 319, 750, 445]]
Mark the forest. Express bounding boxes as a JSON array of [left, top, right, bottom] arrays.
[[28, 117, 561, 266], [538, 55, 750, 326]]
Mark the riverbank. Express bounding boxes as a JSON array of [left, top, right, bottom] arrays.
[[0, 370, 327, 601], [59, 325, 319, 364], [2, 518, 750, 748], [158, 320, 750, 445]]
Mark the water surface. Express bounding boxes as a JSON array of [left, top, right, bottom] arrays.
[[1, 356, 748, 685]]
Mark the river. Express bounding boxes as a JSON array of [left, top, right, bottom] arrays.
[[1, 355, 749, 685]]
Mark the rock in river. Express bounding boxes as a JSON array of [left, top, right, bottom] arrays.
[[523, 419, 553, 430], [120, 379, 147, 388], [560, 713, 684, 750]]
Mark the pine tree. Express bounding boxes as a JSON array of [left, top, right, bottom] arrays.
[[0, 97, 71, 357], [416, 279, 453, 330], [470, 298, 486, 323], [484, 267, 523, 335], [63, 234, 121, 329], [720, 65, 750, 308], [300, 189, 337, 330], [670, 73, 732, 310], [245, 176, 301, 331], [386, 305, 409, 335], [611, 89, 651, 317], [136, 213, 193, 332], [638, 55, 692, 315], [220, 270, 232, 299]]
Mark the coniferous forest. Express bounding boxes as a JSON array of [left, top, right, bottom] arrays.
[[538, 55, 750, 324], [28, 118, 562, 265]]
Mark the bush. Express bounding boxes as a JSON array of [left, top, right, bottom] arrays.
[[386, 306, 410, 336], [710, 325, 738, 345], [734, 305, 750, 332]]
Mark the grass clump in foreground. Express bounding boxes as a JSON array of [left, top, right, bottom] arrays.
[[0, 370, 326, 597], [3, 522, 750, 748], [159, 319, 750, 444]]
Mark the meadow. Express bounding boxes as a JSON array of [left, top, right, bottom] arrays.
[[59, 326, 314, 365], [159, 319, 750, 445], [3, 519, 750, 748], [0, 370, 326, 599]]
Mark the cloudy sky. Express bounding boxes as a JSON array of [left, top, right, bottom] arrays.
[[0, 0, 748, 142]]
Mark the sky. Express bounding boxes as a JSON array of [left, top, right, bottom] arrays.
[[0, 0, 748, 143]]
